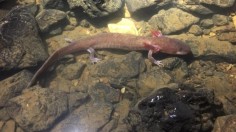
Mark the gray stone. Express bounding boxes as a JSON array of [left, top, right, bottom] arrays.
[[176, 4, 214, 15], [212, 115, 236, 132], [200, 0, 235, 8], [59, 63, 86, 80], [149, 8, 199, 34], [188, 25, 203, 36], [6, 86, 68, 131], [0, 6, 48, 70], [125, 0, 171, 14], [212, 14, 229, 26], [201, 19, 214, 28], [67, 0, 124, 17], [36, 9, 67, 32], [0, 70, 33, 107]]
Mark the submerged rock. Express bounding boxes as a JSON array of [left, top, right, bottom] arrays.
[[6, 86, 68, 131], [127, 86, 224, 132], [212, 115, 236, 132], [0, 5, 48, 70], [149, 8, 199, 34], [67, 0, 124, 17]]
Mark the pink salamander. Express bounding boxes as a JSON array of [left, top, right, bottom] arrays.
[[27, 33, 191, 88]]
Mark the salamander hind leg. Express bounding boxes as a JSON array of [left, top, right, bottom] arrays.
[[148, 50, 164, 67], [87, 47, 101, 64]]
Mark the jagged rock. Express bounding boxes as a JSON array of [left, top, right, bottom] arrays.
[[0, 5, 48, 70], [149, 8, 199, 34], [40, 0, 68, 10], [6, 86, 68, 131], [67, 0, 124, 17], [212, 115, 236, 132], [36, 9, 67, 33]]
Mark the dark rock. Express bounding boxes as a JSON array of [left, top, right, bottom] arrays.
[[6, 86, 68, 131], [67, 0, 124, 17], [0, 70, 33, 107], [68, 92, 89, 112], [125, 0, 171, 14], [36, 9, 67, 33], [40, 0, 68, 10], [128, 87, 224, 132], [91, 51, 146, 79], [175, 2, 214, 15], [0, 108, 11, 121], [149, 8, 199, 34], [212, 14, 229, 26], [51, 101, 113, 132], [188, 25, 203, 36], [212, 115, 236, 132], [0, 5, 48, 70], [201, 19, 214, 28]]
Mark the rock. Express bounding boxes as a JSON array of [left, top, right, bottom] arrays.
[[217, 29, 236, 43], [0, 70, 33, 107], [51, 101, 113, 132], [200, 0, 235, 8], [40, 0, 68, 10], [59, 63, 86, 80], [201, 19, 214, 28], [0, 5, 48, 70], [36, 9, 67, 33], [212, 14, 229, 26], [125, 0, 171, 14], [6, 86, 68, 131], [149, 8, 199, 34], [68, 92, 89, 112], [91, 51, 146, 79], [17, 0, 35, 5], [218, 93, 236, 114], [212, 115, 236, 132], [0, 108, 10, 121], [188, 25, 203, 36], [130, 87, 223, 132], [67, 0, 124, 17], [138, 67, 172, 97], [1, 120, 15, 132], [176, 3, 214, 15], [172, 34, 236, 63]]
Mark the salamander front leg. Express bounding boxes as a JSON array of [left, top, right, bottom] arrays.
[[87, 47, 101, 64], [148, 50, 164, 67]]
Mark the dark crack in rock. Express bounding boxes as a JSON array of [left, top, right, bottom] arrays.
[[67, 0, 124, 17], [0, 5, 48, 70], [6, 86, 68, 131]]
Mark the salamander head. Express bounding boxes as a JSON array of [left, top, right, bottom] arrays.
[[153, 37, 191, 55]]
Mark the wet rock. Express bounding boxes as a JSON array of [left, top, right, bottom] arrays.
[[1, 120, 15, 132], [128, 87, 224, 132], [200, 0, 235, 8], [201, 19, 214, 28], [17, 0, 35, 5], [40, 0, 68, 10], [217, 29, 236, 43], [0, 6, 48, 70], [218, 93, 236, 114], [91, 51, 146, 79], [138, 68, 172, 97], [212, 115, 236, 132], [59, 63, 86, 80], [67, 0, 124, 17], [6, 86, 68, 131], [172, 34, 236, 63], [36, 9, 67, 33], [149, 8, 199, 34], [0, 108, 10, 121], [176, 3, 214, 15], [188, 25, 203, 36], [51, 101, 113, 132], [0, 70, 33, 107], [68, 92, 89, 112], [212, 14, 229, 26], [125, 0, 171, 14]]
